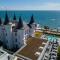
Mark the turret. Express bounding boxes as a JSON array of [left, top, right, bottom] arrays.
[[17, 16, 23, 29], [29, 15, 34, 24], [13, 13, 16, 20], [0, 17, 2, 25], [28, 15, 35, 28], [4, 12, 9, 25]]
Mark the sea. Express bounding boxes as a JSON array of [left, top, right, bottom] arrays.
[[0, 10, 60, 29]]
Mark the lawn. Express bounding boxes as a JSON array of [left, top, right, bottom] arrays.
[[35, 31, 43, 38]]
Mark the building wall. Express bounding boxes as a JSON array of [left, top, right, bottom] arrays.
[[0, 23, 35, 50], [24, 29, 29, 39], [2, 25, 13, 50], [24, 27, 34, 37], [29, 28, 34, 37], [0, 26, 3, 42], [28, 23, 36, 37], [12, 29, 24, 49], [17, 29, 24, 47]]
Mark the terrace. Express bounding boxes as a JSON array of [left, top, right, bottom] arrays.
[[16, 37, 47, 60]]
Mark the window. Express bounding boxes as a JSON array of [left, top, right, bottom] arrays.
[[16, 44, 19, 49], [6, 33, 7, 36], [16, 45, 17, 48], [15, 39, 17, 42], [15, 32, 17, 36], [19, 42, 20, 45], [6, 40, 8, 43]]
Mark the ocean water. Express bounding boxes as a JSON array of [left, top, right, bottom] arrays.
[[0, 10, 60, 29]]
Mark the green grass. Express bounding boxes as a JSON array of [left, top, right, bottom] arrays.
[[35, 31, 43, 38]]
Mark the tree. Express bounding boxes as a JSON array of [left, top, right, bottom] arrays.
[[4, 12, 9, 25], [17, 16, 23, 29], [44, 26, 49, 30]]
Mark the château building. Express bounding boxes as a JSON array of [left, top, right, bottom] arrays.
[[0, 12, 36, 51]]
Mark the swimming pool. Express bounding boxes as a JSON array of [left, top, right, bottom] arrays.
[[46, 35, 57, 42]]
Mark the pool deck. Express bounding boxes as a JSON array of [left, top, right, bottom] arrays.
[[43, 30, 60, 36]]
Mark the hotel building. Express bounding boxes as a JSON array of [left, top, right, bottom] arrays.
[[0, 13, 36, 52]]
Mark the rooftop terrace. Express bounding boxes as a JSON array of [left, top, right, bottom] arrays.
[[16, 37, 47, 60]]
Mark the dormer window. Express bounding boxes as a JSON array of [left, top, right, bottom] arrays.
[[6, 40, 8, 43], [6, 33, 7, 36], [15, 32, 17, 36], [15, 38, 17, 42]]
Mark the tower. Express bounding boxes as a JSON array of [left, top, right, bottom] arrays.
[[4, 12, 9, 25], [12, 16, 24, 51], [27, 15, 35, 37], [3, 12, 13, 50]]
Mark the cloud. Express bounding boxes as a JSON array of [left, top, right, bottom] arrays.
[[0, 2, 60, 10], [27, 2, 60, 10], [38, 3, 60, 10]]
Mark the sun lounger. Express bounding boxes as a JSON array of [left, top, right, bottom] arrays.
[[39, 46, 44, 50], [42, 42, 46, 45], [35, 52, 40, 56], [50, 59, 55, 60], [52, 49, 57, 52], [44, 57, 47, 60]]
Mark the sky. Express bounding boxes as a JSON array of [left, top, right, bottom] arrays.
[[0, 0, 60, 10]]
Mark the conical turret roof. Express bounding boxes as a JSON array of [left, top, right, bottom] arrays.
[[13, 13, 16, 20], [0, 17, 2, 25], [16, 16, 23, 29], [28, 15, 35, 28], [4, 12, 9, 25], [29, 15, 34, 24]]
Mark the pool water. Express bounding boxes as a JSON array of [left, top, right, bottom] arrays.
[[46, 35, 57, 42]]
